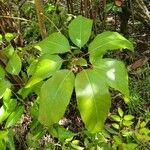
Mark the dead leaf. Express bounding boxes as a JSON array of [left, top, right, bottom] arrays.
[[130, 57, 148, 70]]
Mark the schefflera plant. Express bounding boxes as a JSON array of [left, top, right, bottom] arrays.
[[26, 16, 134, 133]]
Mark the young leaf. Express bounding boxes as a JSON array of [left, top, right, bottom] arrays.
[[112, 123, 120, 130], [89, 31, 134, 63], [94, 59, 129, 98], [111, 115, 121, 122], [39, 70, 75, 126], [118, 107, 124, 117], [75, 69, 111, 133], [34, 32, 70, 54], [6, 52, 22, 75], [69, 16, 93, 48], [26, 54, 62, 88], [124, 115, 134, 121], [123, 120, 134, 126]]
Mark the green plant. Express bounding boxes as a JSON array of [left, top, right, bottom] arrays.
[[108, 107, 137, 149], [0, 15, 134, 148], [24, 15, 133, 133]]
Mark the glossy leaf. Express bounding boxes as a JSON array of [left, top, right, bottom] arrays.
[[94, 59, 129, 98], [26, 54, 62, 88], [69, 16, 93, 48], [89, 31, 134, 63], [34, 32, 70, 54], [124, 115, 134, 121], [75, 69, 111, 133], [6, 52, 22, 75], [39, 70, 75, 126], [5, 106, 24, 128]]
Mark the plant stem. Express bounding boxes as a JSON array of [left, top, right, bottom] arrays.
[[34, 0, 47, 39]]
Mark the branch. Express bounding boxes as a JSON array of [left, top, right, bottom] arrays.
[[34, 0, 47, 39]]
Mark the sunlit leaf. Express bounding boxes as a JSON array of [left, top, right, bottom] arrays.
[[94, 59, 129, 98], [75, 69, 111, 133], [35, 32, 70, 54], [89, 31, 134, 63], [69, 16, 93, 48], [124, 115, 134, 121], [118, 107, 124, 117], [26, 54, 62, 88], [0, 106, 10, 123]]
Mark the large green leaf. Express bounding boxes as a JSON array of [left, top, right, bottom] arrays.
[[68, 16, 93, 48], [89, 31, 134, 63], [25, 54, 62, 88], [93, 59, 129, 98], [5, 52, 22, 75], [34, 32, 70, 54], [39, 70, 75, 126], [75, 69, 111, 133]]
